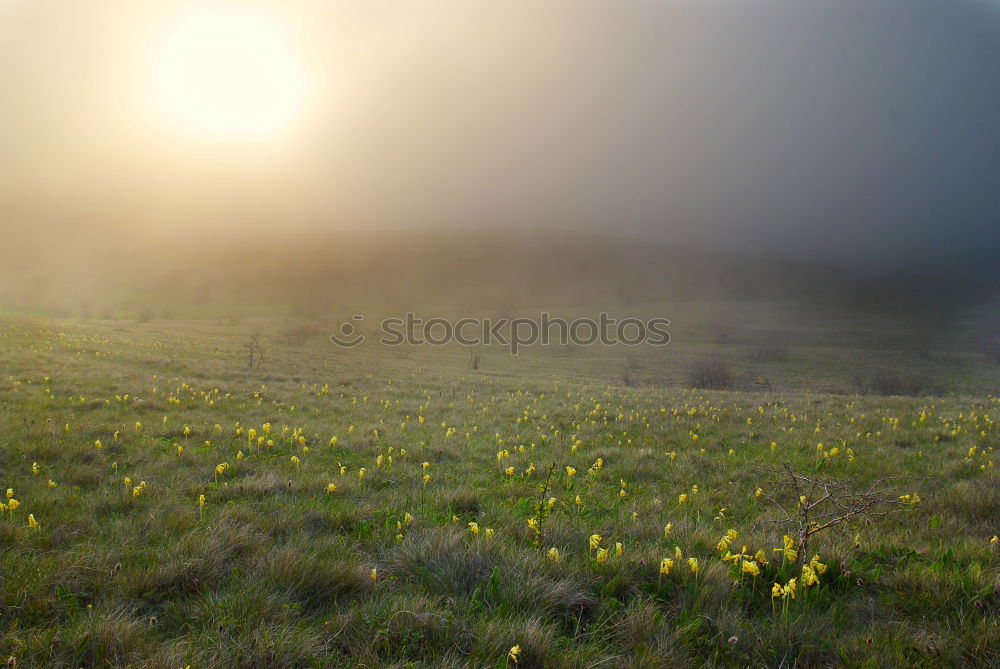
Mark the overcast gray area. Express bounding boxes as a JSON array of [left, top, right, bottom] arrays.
[[1, 0, 998, 279]]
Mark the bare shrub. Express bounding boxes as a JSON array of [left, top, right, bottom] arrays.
[[282, 324, 321, 346], [244, 331, 265, 369], [687, 357, 734, 390], [620, 354, 641, 386], [861, 369, 925, 396], [754, 463, 918, 561]]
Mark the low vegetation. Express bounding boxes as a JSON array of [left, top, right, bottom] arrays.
[[1, 315, 998, 668]]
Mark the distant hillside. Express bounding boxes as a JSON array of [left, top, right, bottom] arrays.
[[1, 226, 996, 321]]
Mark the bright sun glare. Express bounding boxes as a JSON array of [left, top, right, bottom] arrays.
[[149, 3, 306, 139]]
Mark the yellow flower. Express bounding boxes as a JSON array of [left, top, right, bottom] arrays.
[[755, 488, 763, 498], [659, 558, 674, 575], [198, 494, 205, 508], [664, 523, 673, 538], [370, 568, 378, 582], [508, 644, 521, 664], [741, 560, 760, 576], [95, 440, 103, 449], [615, 542, 623, 556], [771, 582, 783, 598], [565, 465, 577, 477], [134, 422, 142, 432], [801, 565, 820, 587], [687, 557, 699, 574], [783, 577, 797, 599], [527, 517, 540, 532], [547, 547, 560, 562], [678, 493, 688, 504], [992, 536, 999, 545], [589, 534, 602, 551], [485, 528, 495, 540], [32, 462, 39, 475], [595, 548, 609, 563], [808, 554, 827, 574], [675, 546, 683, 561], [773, 535, 798, 562], [47, 480, 56, 488], [468, 522, 480, 535], [326, 483, 337, 494], [7, 498, 19, 512], [27, 513, 39, 529]]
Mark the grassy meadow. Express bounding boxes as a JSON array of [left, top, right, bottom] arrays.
[[1, 310, 998, 668]]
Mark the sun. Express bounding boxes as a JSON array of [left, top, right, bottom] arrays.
[[149, 2, 306, 140]]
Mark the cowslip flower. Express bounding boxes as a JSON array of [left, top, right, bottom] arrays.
[[741, 560, 760, 577], [548, 547, 560, 562], [508, 645, 521, 665], [773, 535, 798, 562], [687, 557, 699, 574], [468, 522, 480, 535], [808, 554, 828, 574], [589, 534, 602, 551], [595, 548, 609, 563], [659, 558, 674, 575]]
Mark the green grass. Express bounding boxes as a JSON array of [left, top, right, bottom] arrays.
[[0, 313, 998, 668]]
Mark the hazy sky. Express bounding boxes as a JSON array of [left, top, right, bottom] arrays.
[[1, 0, 998, 270]]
